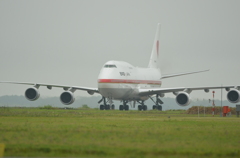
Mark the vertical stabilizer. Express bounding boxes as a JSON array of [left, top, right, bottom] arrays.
[[148, 23, 161, 68]]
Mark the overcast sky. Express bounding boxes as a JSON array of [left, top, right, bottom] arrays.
[[0, 0, 239, 102]]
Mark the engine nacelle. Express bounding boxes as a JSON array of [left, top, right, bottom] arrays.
[[227, 89, 240, 103], [25, 87, 40, 101], [60, 91, 75, 105], [87, 90, 94, 95], [159, 93, 165, 98], [176, 92, 191, 106]]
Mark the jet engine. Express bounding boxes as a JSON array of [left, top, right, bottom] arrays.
[[176, 92, 191, 106], [60, 91, 75, 105], [25, 87, 40, 101], [227, 89, 240, 103]]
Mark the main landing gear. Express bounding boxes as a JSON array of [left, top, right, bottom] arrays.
[[137, 95, 163, 111], [98, 97, 129, 111], [98, 97, 115, 110], [98, 95, 164, 111], [150, 94, 163, 111], [119, 100, 129, 111], [152, 105, 162, 111], [137, 101, 148, 111]]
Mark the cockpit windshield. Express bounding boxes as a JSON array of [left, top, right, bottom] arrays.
[[104, 64, 117, 68]]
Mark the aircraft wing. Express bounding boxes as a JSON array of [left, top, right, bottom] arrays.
[[161, 69, 209, 79], [139, 85, 239, 96], [0, 81, 99, 94]]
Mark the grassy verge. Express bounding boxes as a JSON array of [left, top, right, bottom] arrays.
[[0, 107, 240, 157]]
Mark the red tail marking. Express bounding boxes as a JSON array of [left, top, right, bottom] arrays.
[[156, 40, 159, 56]]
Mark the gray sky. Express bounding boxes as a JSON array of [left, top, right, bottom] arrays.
[[0, 0, 239, 101]]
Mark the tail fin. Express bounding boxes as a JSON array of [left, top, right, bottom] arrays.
[[148, 23, 161, 68]]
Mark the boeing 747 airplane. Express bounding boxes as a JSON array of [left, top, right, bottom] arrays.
[[1, 24, 239, 110]]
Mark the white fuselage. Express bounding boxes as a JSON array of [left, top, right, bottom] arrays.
[[98, 60, 161, 101]]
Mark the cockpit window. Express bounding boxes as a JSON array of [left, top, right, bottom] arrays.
[[104, 64, 117, 68]]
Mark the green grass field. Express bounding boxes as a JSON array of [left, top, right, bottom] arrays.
[[0, 107, 240, 158]]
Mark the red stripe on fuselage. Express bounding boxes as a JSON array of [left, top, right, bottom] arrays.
[[98, 79, 161, 85]]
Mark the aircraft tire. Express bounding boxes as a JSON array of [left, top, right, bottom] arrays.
[[111, 104, 115, 110], [157, 105, 162, 111], [105, 104, 110, 110], [153, 105, 157, 110], [138, 105, 142, 111], [119, 105, 124, 111], [100, 105, 105, 110], [124, 105, 129, 111], [143, 105, 147, 111]]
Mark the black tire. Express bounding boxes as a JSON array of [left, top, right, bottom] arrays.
[[111, 104, 115, 110], [153, 105, 157, 110], [124, 105, 129, 111], [119, 105, 124, 111], [138, 105, 142, 111], [105, 104, 110, 110], [143, 105, 148, 111], [100, 105, 105, 110], [157, 105, 162, 111]]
